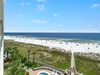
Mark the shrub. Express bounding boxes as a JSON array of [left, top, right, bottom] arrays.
[[26, 72, 29, 75], [4, 64, 8, 68], [21, 64, 25, 68], [22, 57, 27, 63], [4, 58, 10, 62], [24, 62, 33, 67], [17, 70, 25, 75]]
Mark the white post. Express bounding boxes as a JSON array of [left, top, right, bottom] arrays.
[[0, 0, 4, 75]]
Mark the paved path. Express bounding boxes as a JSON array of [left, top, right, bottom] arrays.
[[25, 68, 59, 75]]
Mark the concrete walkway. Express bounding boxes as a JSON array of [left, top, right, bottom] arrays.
[[26, 68, 59, 75]]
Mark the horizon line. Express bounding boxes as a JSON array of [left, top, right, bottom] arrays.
[[4, 31, 100, 33]]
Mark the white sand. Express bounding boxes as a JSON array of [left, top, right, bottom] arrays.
[[4, 36, 100, 53]]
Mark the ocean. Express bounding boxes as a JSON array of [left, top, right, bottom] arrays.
[[4, 33, 100, 41]]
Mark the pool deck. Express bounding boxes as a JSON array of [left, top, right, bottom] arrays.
[[26, 68, 59, 75]]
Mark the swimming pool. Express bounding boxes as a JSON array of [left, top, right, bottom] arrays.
[[37, 71, 50, 75], [39, 72, 49, 75]]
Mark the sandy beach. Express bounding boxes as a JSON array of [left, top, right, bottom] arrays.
[[4, 36, 100, 53]]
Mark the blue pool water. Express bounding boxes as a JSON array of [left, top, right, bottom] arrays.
[[39, 72, 49, 75]]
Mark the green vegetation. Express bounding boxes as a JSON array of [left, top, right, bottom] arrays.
[[4, 40, 100, 75], [25, 72, 29, 75], [75, 55, 100, 75], [17, 70, 25, 75]]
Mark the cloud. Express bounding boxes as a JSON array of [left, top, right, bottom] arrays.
[[7, 21, 17, 23], [21, 2, 30, 6], [10, 21, 17, 23], [37, 0, 46, 2], [37, 5, 45, 10], [90, 4, 100, 8], [16, 14, 22, 17], [87, 25, 93, 27], [58, 24, 63, 27], [97, 24, 100, 26], [53, 23, 57, 25], [53, 14, 59, 16], [53, 23, 63, 27], [32, 19, 47, 24], [87, 24, 100, 27]]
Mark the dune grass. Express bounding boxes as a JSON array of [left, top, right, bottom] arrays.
[[4, 40, 100, 75]]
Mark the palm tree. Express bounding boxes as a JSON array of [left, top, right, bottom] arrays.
[[13, 47, 19, 60], [10, 47, 19, 60], [18, 54, 23, 68], [28, 50, 31, 62], [32, 52, 36, 63]]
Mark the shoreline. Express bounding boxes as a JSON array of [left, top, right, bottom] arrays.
[[4, 36, 100, 53]]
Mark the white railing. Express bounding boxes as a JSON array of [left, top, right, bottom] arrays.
[[0, 0, 4, 75]]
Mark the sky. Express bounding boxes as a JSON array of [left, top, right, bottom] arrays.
[[4, 0, 100, 32]]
